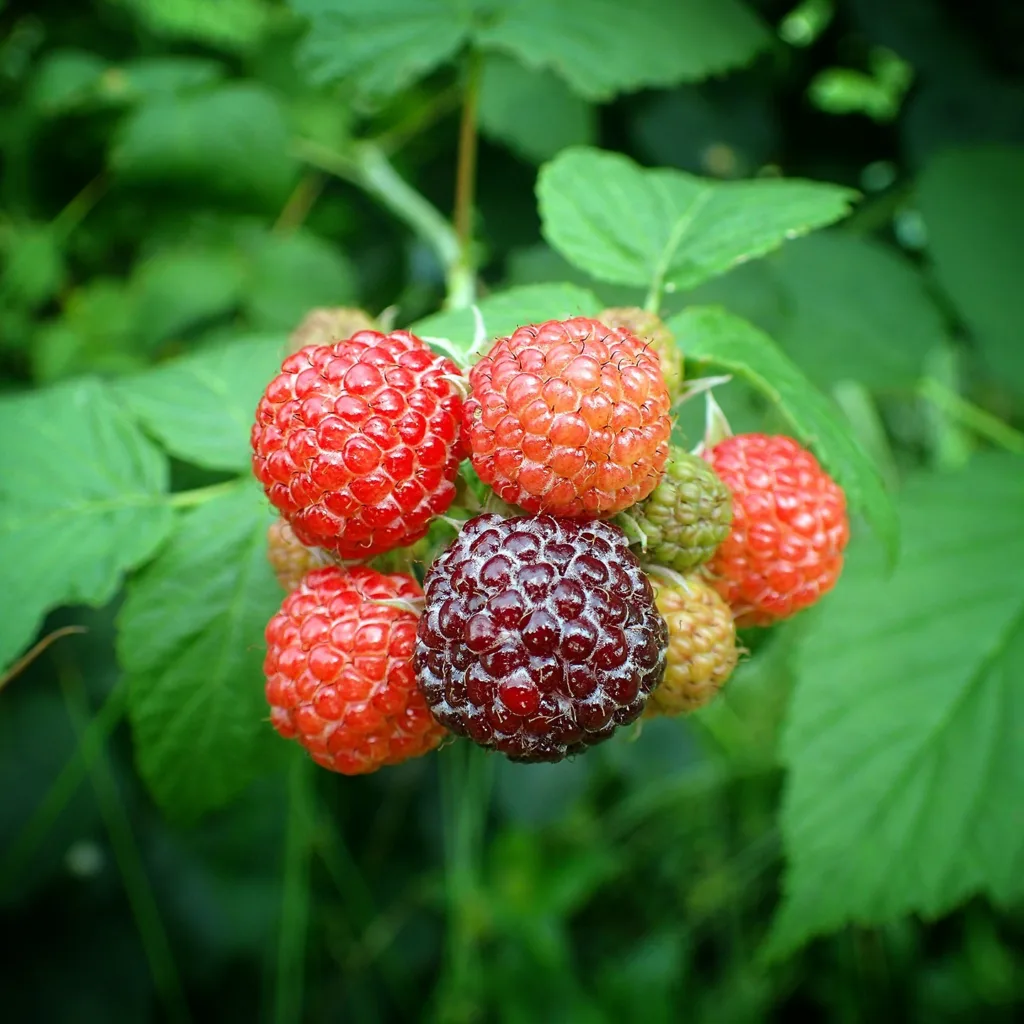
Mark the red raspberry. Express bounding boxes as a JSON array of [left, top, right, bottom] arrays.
[[414, 513, 669, 762], [463, 317, 672, 517], [704, 434, 849, 626], [264, 566, 447, 775], [251, 330, 464, 561]]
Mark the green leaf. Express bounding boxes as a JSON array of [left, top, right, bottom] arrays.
[[240, 228, 357, 331], [116, 335, 288, 472], [116, 0, 273, 54], [0, 379, 173, 670], [917, 147, 1024, 394], [479, 54, 596, 164], [112, 83, 298, 202], [292, 0, 767, 104], [130, 248, 246, 348], [767, 232, 944, 391], [667, 306, 897, 558], [767, 456, 1024, 956], [538, 147, 857, 297], [119, 482, 283, 820], [411, 282, 602, 360], [478, 0, 768, 101], [290, 0, 478, 100]]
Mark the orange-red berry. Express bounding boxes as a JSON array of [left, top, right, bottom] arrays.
[[463, 317, 671, 517], [264, 566, 447, 775], [704, 433, 849, 626]]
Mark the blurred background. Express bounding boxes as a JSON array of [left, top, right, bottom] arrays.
[[1, 1, 1022, 1021]]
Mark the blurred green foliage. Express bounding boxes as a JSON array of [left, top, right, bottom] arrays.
[[2, 1, 1023, 1022]]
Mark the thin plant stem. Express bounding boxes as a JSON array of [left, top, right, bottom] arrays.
[[275, 171, 326, 234], [293, 138, 463, 301], [0, 625, 87, 692], [0, 677, 126, 890], [58, 662, 191, 1024], [449, 53, 482, 311], [373, 84, 463, 156], [273, 754, 315, 1024], [832, 380, 900, 491], [312, 806, 415, 1016], [436, 741, 495, 1023], [167, 479, 242, 508], [919, 376, 1024, 455], [52, 172, 108, 239]]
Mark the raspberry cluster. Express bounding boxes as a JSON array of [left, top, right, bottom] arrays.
[[250, 309, 850, 775]]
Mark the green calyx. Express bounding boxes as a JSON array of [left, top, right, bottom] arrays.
[[622, 447, 733, 571]]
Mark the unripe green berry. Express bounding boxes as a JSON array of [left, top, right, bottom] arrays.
[[620, 447, 732, 571]]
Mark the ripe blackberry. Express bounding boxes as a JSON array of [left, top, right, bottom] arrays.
[[415, 514, 669, 762]]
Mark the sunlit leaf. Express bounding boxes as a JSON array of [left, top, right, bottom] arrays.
[[539, 147, 856, 296]]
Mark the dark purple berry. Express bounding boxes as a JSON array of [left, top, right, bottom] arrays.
[[414, 514, 669, 763]]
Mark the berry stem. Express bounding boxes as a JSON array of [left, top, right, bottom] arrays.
[[166, 479, 243, 508], [1, 677, 127, 888], [293, 138, 463, 299], [436, 741, 495, 1021], [274, 754, 314, 1024], [57, 659, 191, 1024], [449, 53, 482, 311], [919, 376, 1024, 456]]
